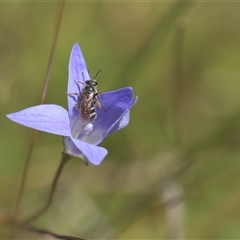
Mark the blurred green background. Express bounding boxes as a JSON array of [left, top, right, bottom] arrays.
[[1, 1, 240, 239]]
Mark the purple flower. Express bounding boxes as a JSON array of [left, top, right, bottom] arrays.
[[6, 43, 137, 165]]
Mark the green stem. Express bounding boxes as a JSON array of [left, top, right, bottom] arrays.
[[9, 130, 38, 238], [9, 2, 65, 238], [21, 153, 71, 226]]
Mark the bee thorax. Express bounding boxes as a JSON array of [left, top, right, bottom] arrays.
[[74, 72, 104, 123]]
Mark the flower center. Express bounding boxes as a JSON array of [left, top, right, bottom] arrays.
[[78, 123, 93, 142]]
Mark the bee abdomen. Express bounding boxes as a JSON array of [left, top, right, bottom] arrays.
[[89, 105, 96, 120]]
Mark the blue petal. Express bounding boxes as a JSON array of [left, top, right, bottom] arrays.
[[7, 104, 71, 137], [77, 87, 137, 145], [63, 136, 88, 165], [68, 43, 91, 134], [107, 96, 138, 136], [64, 136, 108, 166]]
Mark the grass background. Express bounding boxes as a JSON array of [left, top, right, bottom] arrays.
[[1, 1, 240, 239]]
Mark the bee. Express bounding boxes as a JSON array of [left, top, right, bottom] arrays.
[[78, 80, 104, 123], [69, 70, 105, 123]]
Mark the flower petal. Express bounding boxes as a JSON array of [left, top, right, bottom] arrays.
[[79, 87, 137, 145], [63, 136, 88, 165], [7, 104, 71, 136], [68, 43, 91, 134], [64, 136, 108, 166], [107, 96, 138, 136]]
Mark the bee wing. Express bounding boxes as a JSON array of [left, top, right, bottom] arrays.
[[80, 103, 90, 123], [79, 94, 95, 123]]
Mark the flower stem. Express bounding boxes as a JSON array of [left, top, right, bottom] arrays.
[[9, 2, 65, 238], [9, 130, 38, 238], [40, 0, 65, 104], [20, 153, 72, 226]]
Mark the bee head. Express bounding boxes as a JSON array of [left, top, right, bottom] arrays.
[[85, 79, 97, 87], [83, 85, 94, 95]]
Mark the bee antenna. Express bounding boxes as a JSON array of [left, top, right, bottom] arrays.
[[92, 69, 102, 79]]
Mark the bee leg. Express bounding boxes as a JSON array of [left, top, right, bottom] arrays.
[[75, 80, 85, 85], [67, 92, 79, 96], [76, 102, 81, 110], [95, 98, 106, 112]]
